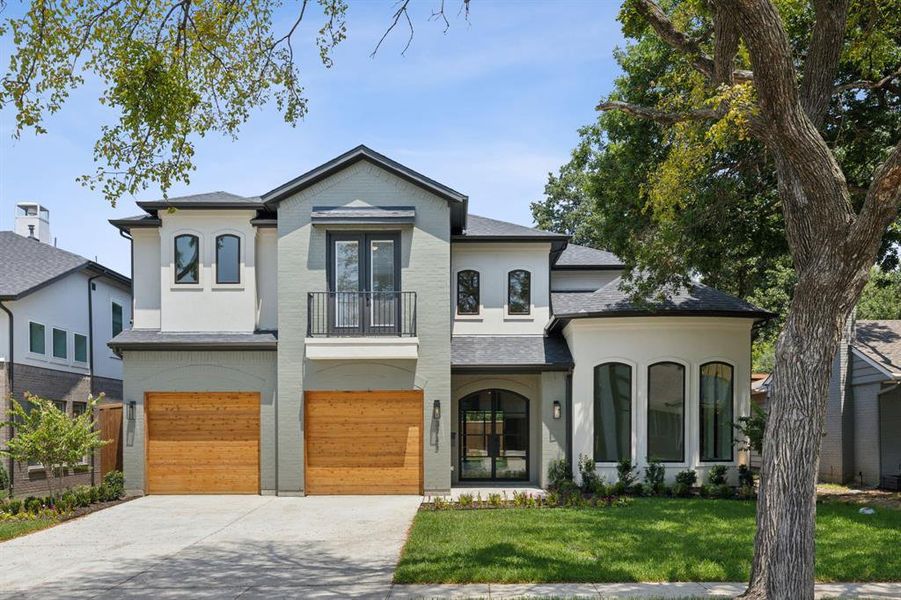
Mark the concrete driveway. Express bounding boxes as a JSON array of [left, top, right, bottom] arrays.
[[0, 495, 422, 599]]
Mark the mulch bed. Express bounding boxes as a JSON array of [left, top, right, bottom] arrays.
[[817, 485, 901, 510]]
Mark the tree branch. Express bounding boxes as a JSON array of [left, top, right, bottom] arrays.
[[852, 141, 901, 250], [371, 0, 414, 57], [799, 0, 850, 128], [596, 100, 723, 124], [633, 0, 752, 83], [835, 66, 901, 94], [712, 4, 740, 85]]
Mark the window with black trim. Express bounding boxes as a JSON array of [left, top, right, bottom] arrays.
[[647, 362, 685, 462], [52, 328, 67, 359], [174, 234, 200, 284], [216, 234, 240, 284], [593, 362, 632, 462], [111, 302, 124, 337], [700, 362, 734, 461], [74, 333, 88, 363], [507, 269, 531, 315], [456, 270, 480, 315], [29, 322, 45, 354]]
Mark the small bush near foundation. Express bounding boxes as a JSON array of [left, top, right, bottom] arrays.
[[457, 493, 474, 508], [578, 454, 604, 494], [737, 464, 754, 488], [707, 465, 728, 486], [547, 458, 572, 491], [616, 459, 638, 488], [101, 470, 125, 501], [644, 461, 666, 495], [675, 469, 698, 487], [671, 482, 692, 498], [0, 463, 9, 496]]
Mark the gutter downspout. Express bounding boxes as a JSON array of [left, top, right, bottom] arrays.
[[0, 300, 14, 496], [87, 274, 101, 486]]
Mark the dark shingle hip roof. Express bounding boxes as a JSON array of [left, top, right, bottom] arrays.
[[454, 214, 569, 241], [0, 231, 129, 299], [451, 335, 573, 371], [553, 243, 624, 269], [550, 277, 773, 329], [136, 191, 263, 210], [109, 329, 278, 351], [854, 320, 901, 377]]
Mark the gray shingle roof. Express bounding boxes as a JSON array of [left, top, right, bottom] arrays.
[[457, 215, 568, 240], [137, 191, 262, 210], [451, 335, 573, 370], [0, 231, 92, 299], [554, 243, 623, 269], [109, 329, 277, 351], [551, 277, 772, 322], [854, 320, 901, 376]]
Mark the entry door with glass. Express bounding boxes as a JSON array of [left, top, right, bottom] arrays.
[[328, 232, 401, 335], [459, 390, 529, 481]]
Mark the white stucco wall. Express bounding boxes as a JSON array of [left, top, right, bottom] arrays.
[[564, 316, 753, 484], [158, 209, 258, 332], [131, 228, 161, 330], [2, 270, 130, 379], [551, 269, 621, 292], [451, 242, 551, 335]]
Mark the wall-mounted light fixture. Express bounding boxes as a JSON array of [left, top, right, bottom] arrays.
[[553, 400, 562, 420], [433, 399, 441, 420], [127, 400, 136, 421]]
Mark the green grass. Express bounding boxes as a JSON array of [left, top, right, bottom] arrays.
[[0, 518, 58, 542], [394, 499, 901, 583]]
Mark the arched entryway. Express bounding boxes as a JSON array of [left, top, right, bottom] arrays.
[[458, 389, 529, 481]]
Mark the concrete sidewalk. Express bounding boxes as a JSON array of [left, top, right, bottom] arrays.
[[386, 582, 901, 599]]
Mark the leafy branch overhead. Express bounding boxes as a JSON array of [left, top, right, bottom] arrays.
[[0, 0, 349, 205]]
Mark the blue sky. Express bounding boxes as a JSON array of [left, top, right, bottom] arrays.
[[0, 1, 624, 275]]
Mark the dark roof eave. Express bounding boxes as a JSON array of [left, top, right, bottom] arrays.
[[451, 363, 574, 374], [135, 202, 262, 210], [86, 262, 132, 288], [552, 264, 625, 271], [109, 217, 162, 233], [452, 235, 570, 243], [548, 309, 776, 332], [109, 341, 277, 351]]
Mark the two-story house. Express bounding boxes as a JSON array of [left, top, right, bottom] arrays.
[[1, 203, 132, 496], [109, 146, 770, 496]]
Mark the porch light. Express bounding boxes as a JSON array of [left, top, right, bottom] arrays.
[[432, 399, 441, 421], [553, 400, 562, 420], [127, 400, 136, 421]]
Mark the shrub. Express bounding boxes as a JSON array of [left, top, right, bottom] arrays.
[[565, 492, 584, 508], [675, 469, 697, 487], [457, 493, 473, 508], [0, 462, 9, 496], [735, 404, 767, 455], [736, 485, 756, 500], [487, 493, 502, 508], [611, 481, 627, 496], [89, 485, 100, 503], [707, 465, 728, 486], [6, 499, 22, 515], [644, 460, 666, 495], [716, 484, 734, 499], [578, 454, 603, 494], [671, 482, 692, 497], [616, 459, 638, 487], [432, 496, 449, 510], [72, 485, 92, 507], [101, 470, 125, 500], [545, 490, 560, 506], [546, 458, 572, 491], [557, 479, 580, 499], [737, 464, 755, 488], [24, 496, 42, 514]]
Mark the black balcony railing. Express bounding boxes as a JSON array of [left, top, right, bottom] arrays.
[[307, 291, 417, 337]]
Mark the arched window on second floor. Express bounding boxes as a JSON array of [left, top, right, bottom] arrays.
[[507, 269, 531, 315], [457, 270, 480, 315], [174, 234, 200, 284], [216, 234, 241, 284]]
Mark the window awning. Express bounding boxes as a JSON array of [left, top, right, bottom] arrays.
[[311, 206, 416, 225]]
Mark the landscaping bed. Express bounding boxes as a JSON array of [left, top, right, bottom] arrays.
[[395, 498, 901, 584]]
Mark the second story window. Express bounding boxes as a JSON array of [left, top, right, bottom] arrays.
[[74, 333, 88, 363], [112, 302, 124, 337], [29, 322, 45, 354], [457, 270, 480, 315], [216, 234, 240, 284], [507, 269, 531, 315], [174, 234, 200, 284], [52, 328, 67, 359]]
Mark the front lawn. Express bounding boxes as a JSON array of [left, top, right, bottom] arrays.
[[0, 518, 58, 542], [394, 498, 900, 583]]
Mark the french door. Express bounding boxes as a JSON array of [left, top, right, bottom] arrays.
[[459, 390, 529, 481], [328, 232, 401, 335]]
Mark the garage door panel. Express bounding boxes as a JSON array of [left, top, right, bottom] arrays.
[[146, 392, 260, 494], [305, 391, 422, 495]]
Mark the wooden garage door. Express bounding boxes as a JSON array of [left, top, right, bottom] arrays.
[[305, 390, 422, 495], [146, 392, 260, 494]]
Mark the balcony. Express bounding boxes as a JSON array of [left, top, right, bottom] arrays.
[[305, 291, 418, 360]]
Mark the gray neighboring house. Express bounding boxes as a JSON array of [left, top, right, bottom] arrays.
[[110, 146, 771, 497], [822, 318, 901, 488], [1, 203, 132, 496]]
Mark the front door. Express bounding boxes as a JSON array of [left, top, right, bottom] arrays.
[[459, 389, 529, 481], [328, 232, 400, 334]]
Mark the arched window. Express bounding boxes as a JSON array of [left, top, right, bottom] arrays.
[[174, 234, 199, 284], [457, 270, 480, 315], [216, 234, 241, 284], [647, 362, 685, 462], [700, 362, 734, 461], [507, 269, 531, 315], [593, 362, 632, 462]]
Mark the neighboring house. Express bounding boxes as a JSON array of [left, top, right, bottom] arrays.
[[822, 318, 901, 488], [0, 203, 132, 496], [109, 146, 771, 496]]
